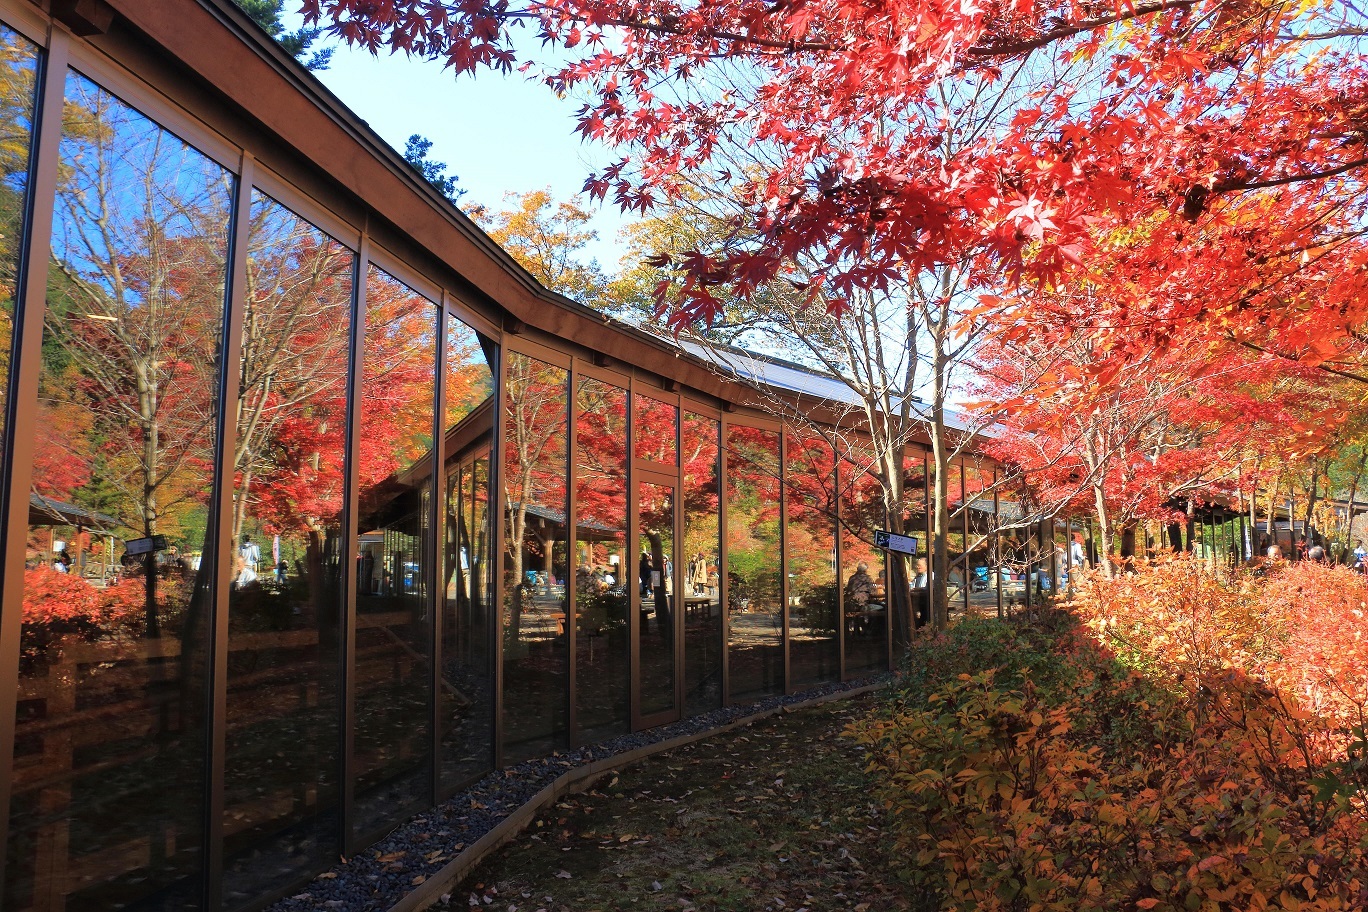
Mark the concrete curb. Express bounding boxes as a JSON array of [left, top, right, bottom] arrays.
[[387, 681, 887, 912]]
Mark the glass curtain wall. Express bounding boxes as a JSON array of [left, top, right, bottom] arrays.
[[839, 444, 887, 674], [681, 412, 721, 715], [350, 265, 438, 837], [10, 69, 233, 911], [785, 433, 838, 687], [945, 461, 967, 614], [963, 462, 993, 616], [997, 487, 1028, 611], [438, 314, 495, 791], [501, 353, 570, 760], [221, 192, 353, 904], [574, 377, 630, 742], [634, 393, 677, 465], [637, 480, 677, 717], [724, 426, 783, 702]]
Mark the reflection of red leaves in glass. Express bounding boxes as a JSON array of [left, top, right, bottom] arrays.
[[22, 567, 147, 630]]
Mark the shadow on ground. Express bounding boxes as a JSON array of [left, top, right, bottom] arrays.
[[457, 693, 934, 912]]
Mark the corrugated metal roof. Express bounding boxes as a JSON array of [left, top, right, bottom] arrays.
[[666, 336, 991, 435]]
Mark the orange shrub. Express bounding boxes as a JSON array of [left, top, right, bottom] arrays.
[[852, 559, 1368, 912]]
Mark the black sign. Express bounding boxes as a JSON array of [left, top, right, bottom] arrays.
[[125, 534, 168, 557]]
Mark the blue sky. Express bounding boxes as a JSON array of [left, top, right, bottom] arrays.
[[305, 35, 632, 269]]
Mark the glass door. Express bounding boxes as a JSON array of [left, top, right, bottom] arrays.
[[632, 477, 681, 727]]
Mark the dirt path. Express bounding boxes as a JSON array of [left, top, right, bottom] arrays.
[[458, 693, 931, 912]]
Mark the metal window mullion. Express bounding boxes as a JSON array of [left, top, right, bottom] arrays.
[[566, 363, 579, 746], [994, 469, 1003, 619], [430, 301, 448, 804], [673, 392, 683, 714], [779, 428, 791, 693], [0, 27, 69, 890], [718, 418, 730, 706], [834, 453, 845, 681], [963, 464, 974, 612], [203, 151, 254, 912], [340, 235, 368, 852], [885, 458, 894, 671], [626, 386, 639, 725], [490, 343, 507, 769], [923, 457, 932, 623]]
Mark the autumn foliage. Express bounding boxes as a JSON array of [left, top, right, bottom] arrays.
[[850, 559, 1368, 911]]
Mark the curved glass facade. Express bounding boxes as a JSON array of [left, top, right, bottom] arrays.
[[0, 7, 1012, 911]]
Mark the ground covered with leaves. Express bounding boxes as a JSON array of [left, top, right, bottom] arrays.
[[459, 695, 931, 912]]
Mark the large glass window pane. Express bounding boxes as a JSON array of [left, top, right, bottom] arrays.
[[502, 354, 569, 760], [840, 444, 887, 675], [945, 461, 967, 614], [439, 316, 495, 791], [574, 377, 629, 742], [997, 488, 1029, 611], [221, 193, 352, 904], [903, 453, 930, 634], [0, 26, 38, 484], [352, 265, 438, 837], [786, 434, 838, 688], [637, 481, 677, 717], [725, 426, 782, 702], [964, 462, 994, 618], [10, 71, 232, 911], [633, 393, 677, 465], [682, 412, 721, 716]]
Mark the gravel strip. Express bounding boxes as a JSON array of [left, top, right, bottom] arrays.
[[265, 676, 887, 912]]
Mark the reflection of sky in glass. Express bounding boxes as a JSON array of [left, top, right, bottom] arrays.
[[54, 71, 232, 308], [445, 310, 493, 429], [0, 28, 37, 198], [365, 265, 438, 470]]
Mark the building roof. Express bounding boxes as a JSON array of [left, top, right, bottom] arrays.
[[29, 493, 119, 532]]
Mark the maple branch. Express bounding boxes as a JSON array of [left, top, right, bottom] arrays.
[[1216, 157, 1368, 195], [964, 0, 1204, 58], [596, 14, 833, 52], [1226, 335, 1368, 386]]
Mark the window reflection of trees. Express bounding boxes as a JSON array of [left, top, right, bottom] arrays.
[[13, 69, 232, 912], [682, 412, 721, 715], [439, 316, 495, 790], [221, 192, 353, 903], [633, 393, 677, 465], [351, 265, 438, 837], [502, 353, 569, 760], [0, 26, 37, 475], [637, 480, 676, 717], [725, 425, 783, 703], [786, 434, 838, 687], [574, 377, 629, 741], [839, 441, 888, 675]]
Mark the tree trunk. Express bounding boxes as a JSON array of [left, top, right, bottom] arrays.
[[1265, 475, 1280, 535], [647, 531, 671, 643], [878, 439, 912, 646], [1342, 451, 1366, 560], [1120, 524, 1136, 565], [507, 504, 526, 643], [1092, 481, 1114, 579], [1305, 461, 1321, 545]]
